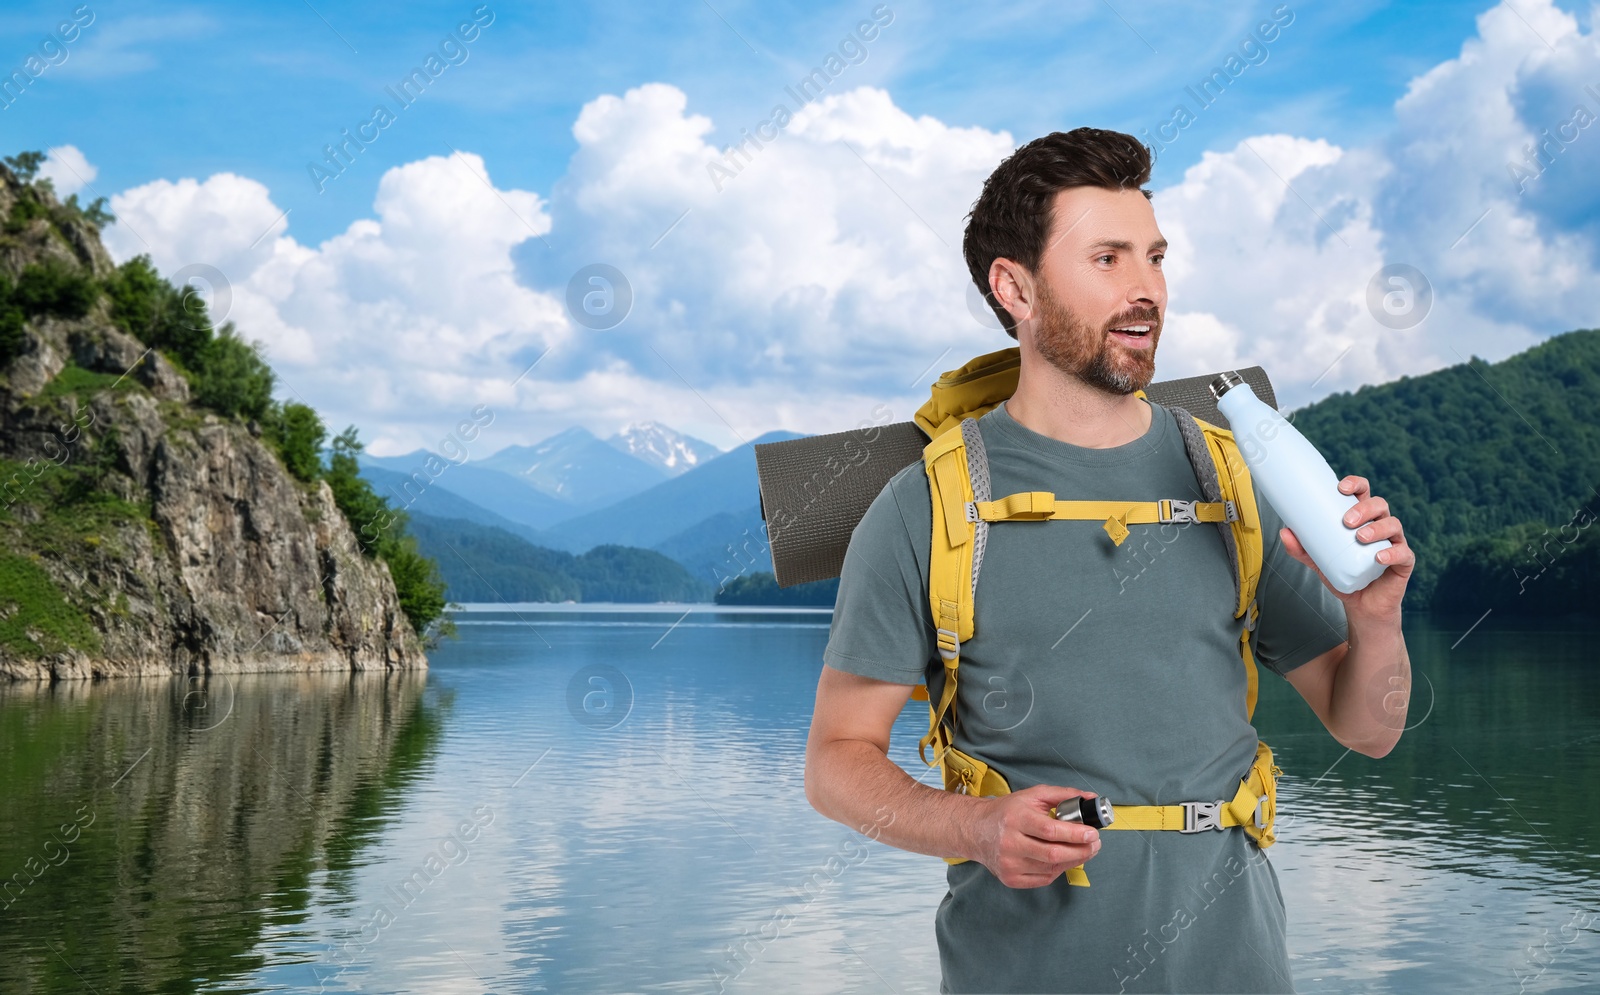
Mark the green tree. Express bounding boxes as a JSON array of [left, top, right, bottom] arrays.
[[192, 325, 275, 422], [3, 151, 44, 181], [0, 260, 98, 367], [13, 258, 98, 318], [324, 427, 393, 557], [322, 427, 450, 635], [0, 274, 24, 367], [383, 536, 451, 639], [265, 402, 327, 483], [62, 191, 114, 229], [102, 255, 211, 367], [714, 570, 839, 606]]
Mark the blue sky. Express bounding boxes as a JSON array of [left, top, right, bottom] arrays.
[[3, 1, 1597, 454], [2, 1, 1507, 243]]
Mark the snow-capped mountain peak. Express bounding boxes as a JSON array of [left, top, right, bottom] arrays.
[[605, 421, 721, 476]]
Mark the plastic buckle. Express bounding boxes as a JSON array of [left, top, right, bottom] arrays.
[[1223, 500, 1239, 523], [1242, 601, 1260, 633], [965, 501, 979, 523], [936, 627, 960, 662], [1181, 800, 1224, 832], [1254, 795, 1268, 830], [1159, 499, 1200, 524]]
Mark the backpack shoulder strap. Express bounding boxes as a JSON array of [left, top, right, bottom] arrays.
[[1171, 405, 1266, 716], [916, 418, 989, 766]]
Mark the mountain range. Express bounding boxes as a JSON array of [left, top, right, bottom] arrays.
[[360, 421, 720, 529], [358, 422, 803, 596]]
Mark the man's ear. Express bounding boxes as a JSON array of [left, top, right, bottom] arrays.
[[989, 258, 1034, 329]]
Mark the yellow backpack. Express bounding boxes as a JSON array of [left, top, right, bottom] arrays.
[[909, 347, 1282, 886]]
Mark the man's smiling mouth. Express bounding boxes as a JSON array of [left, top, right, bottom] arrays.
[[1108, 322, 1155, 347]]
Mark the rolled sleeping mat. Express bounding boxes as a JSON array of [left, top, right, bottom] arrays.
[[753, 365, 1277, 587]]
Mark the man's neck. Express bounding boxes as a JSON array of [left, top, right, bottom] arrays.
[[1005, 354, 1153, 450]]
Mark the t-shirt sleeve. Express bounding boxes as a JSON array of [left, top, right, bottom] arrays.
[[821, 464, 938, 685], [1250, 487, 1350, 677]]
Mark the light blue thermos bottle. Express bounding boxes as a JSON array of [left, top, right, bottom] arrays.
[[1210, 372, 1391, 594]]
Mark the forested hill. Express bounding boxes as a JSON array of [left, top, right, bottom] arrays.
[[406, 515, 711, 603], [1291, 328, 1599, 615]]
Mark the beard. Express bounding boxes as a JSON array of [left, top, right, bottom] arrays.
[[1030, 278, 1160, 395]]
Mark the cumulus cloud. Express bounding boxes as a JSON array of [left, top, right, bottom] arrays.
[[1378, 0, 1600, 330], [1153, 0, 1600, 408], [39, 145, 97, 197], [104, 154, 572, 455], [101, 81, 1019, 451], [93, 0, 1600, 448], [1151, 135, 1393, 399], [528, 82, 1016, 407]]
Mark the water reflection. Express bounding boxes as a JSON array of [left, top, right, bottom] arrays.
[[0, 670, 440, 993], [1255, 614, 1600, 994], [2, 611, 1597, 994]]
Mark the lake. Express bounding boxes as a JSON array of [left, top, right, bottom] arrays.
[[1, 607, 1596, 993]]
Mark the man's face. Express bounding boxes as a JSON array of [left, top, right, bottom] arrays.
[[1024, 186, 1167, 395]]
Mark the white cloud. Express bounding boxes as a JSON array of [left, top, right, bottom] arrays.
[[1153, 0, 1600, 408], [515, 81, 1018, 443], [103, 154, 572, 455], [1378, 0, 1600, 329], [40, 145, 96, 197], [1150, 135, 1426, 406]]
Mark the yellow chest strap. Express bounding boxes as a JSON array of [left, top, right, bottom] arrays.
[[969, 492, 1237, 547]]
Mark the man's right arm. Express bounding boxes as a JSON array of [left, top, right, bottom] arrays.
[[803, 663, 1103, 889]]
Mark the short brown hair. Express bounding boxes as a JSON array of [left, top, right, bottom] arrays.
[[963, 128, 1154, 337]]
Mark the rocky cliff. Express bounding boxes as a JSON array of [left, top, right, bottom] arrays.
[[0, 165, 425, 680]]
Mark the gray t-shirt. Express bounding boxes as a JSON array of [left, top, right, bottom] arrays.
[[823, 398, 1348, 994]]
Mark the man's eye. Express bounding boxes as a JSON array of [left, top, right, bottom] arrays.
[[1151, 254, 1164, 265], [1097, 254, 1115, 264]]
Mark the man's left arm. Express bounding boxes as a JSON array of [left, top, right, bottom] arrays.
[[1281, 473, 1414, 759]]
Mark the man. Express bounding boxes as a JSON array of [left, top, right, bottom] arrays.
[[803, 128, 1414, 993]]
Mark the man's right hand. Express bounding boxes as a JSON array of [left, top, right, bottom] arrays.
[[971, 785, 1103, 889], [806, 667, 1104, 886]]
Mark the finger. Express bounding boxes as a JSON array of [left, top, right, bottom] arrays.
[[1338, 475, 1369, 499], [1014, 785, 1099, 825], [1354, 516, 1404, 546], [1281, 527, 1345, 595], [1375, 541, 1415, 570], [1016, 784, 1097, 808], [1341, 496, 1390, 528], [1280, 527, 1314, 566], [1014, 837, 1098, 867], [1023, 813, 1101, 847]]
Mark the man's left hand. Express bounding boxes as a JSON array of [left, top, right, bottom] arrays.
[[1280, 474, 1413, 624]]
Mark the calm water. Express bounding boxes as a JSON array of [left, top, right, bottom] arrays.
[[1, 608, 1596, 994]]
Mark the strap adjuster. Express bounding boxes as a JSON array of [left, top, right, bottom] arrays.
[[935, 626, 960, 662], [1254, 795, 1268, 829], [1158, 499, 1200, 524], [965, 501, 979, 523], [1180, 800, 1224, 832], [1223, 500, 1238, 523]]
